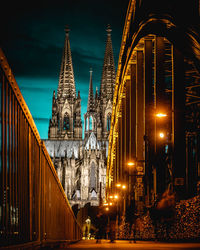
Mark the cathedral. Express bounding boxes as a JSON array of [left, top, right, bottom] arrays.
[[44, 25, 116, 208]]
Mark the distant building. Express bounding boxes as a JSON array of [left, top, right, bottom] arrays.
[[44, 25, 115, 208]]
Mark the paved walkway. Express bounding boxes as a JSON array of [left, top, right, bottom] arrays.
[[66, 239, 200, 249]]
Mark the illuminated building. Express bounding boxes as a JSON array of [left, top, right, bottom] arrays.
[[44, 25, 116, 208]]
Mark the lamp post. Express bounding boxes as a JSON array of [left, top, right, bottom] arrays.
[[103, 193, 119, 241], [115, 183, 127, 237], [127, 161, 139, 242], [153, 111, 168, 200]]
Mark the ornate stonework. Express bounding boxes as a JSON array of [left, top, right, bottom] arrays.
[[44, 25, 115, 208]]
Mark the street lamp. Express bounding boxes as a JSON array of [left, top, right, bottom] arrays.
[[127, 161, 138, 243], [155, 112, 167, 118], [127, 161, 136, 167], [154, 110, 172, 200], [122, 184, 126, 190], [114, 194, 118, 200], [159, 132, 165, 139], [116, 183, 126, 189], [116, 183, 121, 188]]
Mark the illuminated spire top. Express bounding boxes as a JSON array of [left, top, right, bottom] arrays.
[[100, 24, 116, 102], [87, 68, 95, 112], [106, 24, 112, 34], [65, 25, 70, 34], [57, 25, 76, 102]]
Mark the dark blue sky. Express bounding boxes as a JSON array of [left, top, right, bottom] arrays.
[[1, 0, 129, 139]]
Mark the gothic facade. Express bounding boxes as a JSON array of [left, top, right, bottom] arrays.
[[44, 25, 115, 208]]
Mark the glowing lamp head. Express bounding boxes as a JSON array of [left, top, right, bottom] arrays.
[[127, 162, 135, 167], [159, 132, 165, 138], [116, 183, 121, 187], [109, 195, 113, 199], [114, 195, 118, 199], [155, 113, 167, 118], [122, 185, 126, 189]]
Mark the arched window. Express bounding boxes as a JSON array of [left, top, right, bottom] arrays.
[[107, 113, 111, 131], [90, 162, 96, 191], [63, 113, 70, 130], [89, 116, 93, 130]]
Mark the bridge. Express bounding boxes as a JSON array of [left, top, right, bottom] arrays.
[[0, 48, 81, 248], [1, 0, 200, 248], [106, 0, 200, 234]]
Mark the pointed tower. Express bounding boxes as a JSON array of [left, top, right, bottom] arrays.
[[87, 69, 95, 112], [57, 26, 76, 103], [48, 26, 82, 140], [100, 24, 116, 102], [99, 24, 116, 139], [84, 69, 97, 140]]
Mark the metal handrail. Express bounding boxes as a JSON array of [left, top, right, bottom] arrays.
[[0, 48, 82, 248]]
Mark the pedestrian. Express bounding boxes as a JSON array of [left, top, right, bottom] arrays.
[[126, 198, 136, 243], [109, 205, 117, 243], [95, 212, 105, 243], [109, 220, 116, 242]]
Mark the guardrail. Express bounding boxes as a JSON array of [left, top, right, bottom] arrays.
[[0, 48, 82, 248]]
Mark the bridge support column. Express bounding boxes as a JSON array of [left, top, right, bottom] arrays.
[[130, 64, 137, 163], [136, 50, 145, 213], [144, 38, 154, 205], [172, 46, 186, 199], [154, 37, 167, 198]]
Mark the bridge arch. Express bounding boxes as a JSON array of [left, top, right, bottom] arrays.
[[106, 0, 200, 215]]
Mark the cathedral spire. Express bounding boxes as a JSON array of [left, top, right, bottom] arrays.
[[87, 68, 95, 112], [57, 25, 76, 102], [100, 24, 116, 102]]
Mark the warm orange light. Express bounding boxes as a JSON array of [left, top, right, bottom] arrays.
[[109, 202, 113, 206], [105, 207, 109, 211], [159, 132, 165, 138], [122, 185, 126, 189], [127, 162, 135, 166], [114, 195, 118, 199], [116, 183, 121, 187], [109, 195, 113, 199], [155, 113, 167, 118], [103, 203, 108, 206]]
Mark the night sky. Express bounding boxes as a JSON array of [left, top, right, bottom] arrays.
[[0, 0, 129, 139]]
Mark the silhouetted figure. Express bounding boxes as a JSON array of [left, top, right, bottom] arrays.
[[109, 206, 117, 243], [95, 212, 106, 243], [109, 220, 116, 242], [126, 199, 136, 243], [150, 189, 176, 241]]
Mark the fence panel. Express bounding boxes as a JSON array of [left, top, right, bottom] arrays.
[[0, 48, 81, 248]]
